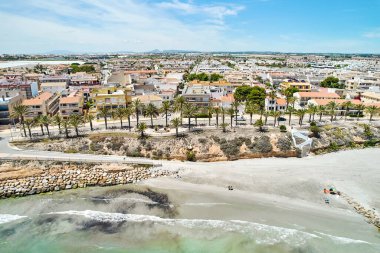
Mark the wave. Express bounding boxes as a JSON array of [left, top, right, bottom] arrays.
[[0, 214, 27, 224], [183, 202, 233, 207], [315, 232, 371, 244], [47, 210, 318, 245]]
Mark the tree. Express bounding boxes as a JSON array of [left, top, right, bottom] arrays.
[[11, 104, 29, 137], [245, 101, 257, 125], [84, 113, 95, 131], [174, 96, 185, 125], [220, 123, 229, 133], [62, 118, 70, 138], [254, 119, 264, 132], [365, 105, 379, 121], [326, 101, 338, 122], [320, 76, 343, 89], [40, 115, 51, 137], [206, 105, 214, 126], [341, 101, 353, 121], [52, 114, 63, 134], [137, 122, 147, 138], [171, 117, 181, 137], [36, 115, 45, 136], [317, 105, 326, 122], [283, 87, 299, 106], [183, 103, 197, 131], [307, 104, 318, 122], [247, 86, 266, 109], [263, 110, 271, 125], [227, 107, 234, 127], [210, 73, 223, 82], [272, 111, 282, 127], [69, 114, 83, 137], [161, 101, 171, 127], [132, 98, 142, 126], [232, 101, 240, 127], [310, 125, 321, 138], [296, 109, 307, 126], [234, 86, 254, 102], [214, 107, 220, 127], [112, 107, 126, 129], [355, 104, 366, 121], [125, 107, 133, 131], [24, 118, 35, 138], [221, 107, 226, 125], [98, 107, 110, 129], [287, 106, 295, 126], [145, 103, 159, 128]]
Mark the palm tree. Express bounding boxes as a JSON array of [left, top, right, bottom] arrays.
[[62, 118, 70, 138], [98, 107, 110, 129], [206, 105, 214, 126], [52, 114, 63, 134], [287, 106, 295, 126], [175, 96, 186, 125], [214, 107, 221, 127], [365, 105, 379, 121], [24, 118, 35, 138], [317, 105, 325, 122], [69, 114, 83, 137], [296, 109, 307, 126], [232, 101, 240, 127], [84, 112, 95, 131], [272, 111, 282, 127], [137, 122, 147, 138], [11, 104, 29, 137], [112, 107, 126, 129], [221, 107, 226, 125], [40, 115, 51, 137], [355, 104, 366, 121], [307, 104, 318, 122], [125, 106, 133, 131], [171, 117, 181, 137], [326, 101, 338, 122], [35, 115, 45, 136], [183, 103, 197, 131], [341, 101, 353, 121], [245, 101, 256, 125], [288, 97, 297, 108], [263, 110, 271, 125], [220, 123, 229, 132], [161, 101, 171, 127], [227, 107, 234, 127], [145, 103, 159, 128], [132, 98, 142, 126]]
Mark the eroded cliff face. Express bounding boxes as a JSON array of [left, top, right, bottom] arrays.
[[12, 123, 380, 162]]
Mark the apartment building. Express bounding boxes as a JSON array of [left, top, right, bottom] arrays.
[[39, 76, 70, 94], [70, 72, 99, 86], [265, 97, 287, 112], [92, 87, 130, 111], [294, 91, 340, 106], [181, 85, 211, 107], [361, 92, 380, 103], [0, 91, 23, 125], [22, 92, 60, 119], [59, 91, 84, 119], [280, 79, 311, 92]]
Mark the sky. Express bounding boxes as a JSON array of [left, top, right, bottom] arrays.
[[0, 0, 380, 54]]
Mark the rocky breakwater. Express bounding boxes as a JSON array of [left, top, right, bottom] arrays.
[[0, 160, 174, 199], [340, 192, 380, 230]]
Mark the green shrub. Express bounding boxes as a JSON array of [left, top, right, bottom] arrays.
[[64, 148, 78, 154], [310, 121, 317, 127], [186, 151, 196, 161], [280, 125, 287, 132], [310, 126, 321, 138], [328, 142, 339, 152]]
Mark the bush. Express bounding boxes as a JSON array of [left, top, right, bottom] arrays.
[[198, 138, 208, 144], [310, 121, 317, 127], [280, 125, 287, 132], [248, 136, 273, 153], [277, 137, 292, 151], [310, 126, 321, 138], [328, 142, 339, 152], [186, 151, 196, 161], [64, 148, 78, 153]]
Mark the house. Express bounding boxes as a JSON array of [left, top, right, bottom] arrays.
[[280, 79, 311, 93], [265, 97, 287, 112], [59, 91, 84, 119], [133, 94, 163, 107], [181, 85, 211, 107], [220, 94, 235, 108], [294, 91, 340, 107], [361, 92, 380, 103], [157, 89, 176, 102], [70, 72, 99, 86], [22, 92, 60, 119]]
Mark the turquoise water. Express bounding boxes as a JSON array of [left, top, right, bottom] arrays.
[[0, 186, 379, 253]]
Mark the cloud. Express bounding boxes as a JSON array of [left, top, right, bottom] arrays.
[[0, 0, 246, 53], [363, 29, 380, 39]]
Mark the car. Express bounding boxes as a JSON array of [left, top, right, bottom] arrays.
[[236, 116, 246, 121], [278, 116, 286, 122]]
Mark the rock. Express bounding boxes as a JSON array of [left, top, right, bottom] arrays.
[[65, 185, 72, 189], [54, 186, 60, 191]]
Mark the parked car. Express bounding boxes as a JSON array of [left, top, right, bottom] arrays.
[[236, 116, 246, 121], [278, 116, 286, 122]]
